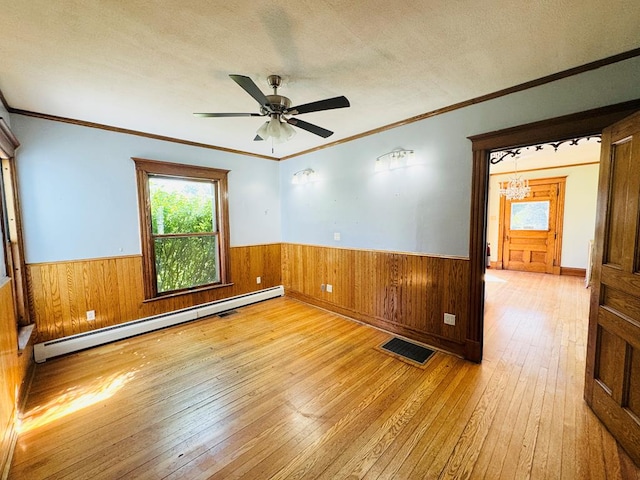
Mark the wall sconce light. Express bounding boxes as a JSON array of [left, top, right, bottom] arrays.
[[375, 148, 416, 171], [292, 168, 318, 185]]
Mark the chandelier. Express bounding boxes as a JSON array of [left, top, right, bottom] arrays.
[[499, 158, 530, 200]]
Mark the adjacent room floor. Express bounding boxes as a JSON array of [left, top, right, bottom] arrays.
[[9, 270, 640, 479]]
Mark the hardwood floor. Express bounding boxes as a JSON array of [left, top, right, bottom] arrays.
[[9, 271, 640, 479]]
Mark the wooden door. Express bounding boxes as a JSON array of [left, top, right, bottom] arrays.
[[585, 110, 640, 465], [499, 177, 565, 274]]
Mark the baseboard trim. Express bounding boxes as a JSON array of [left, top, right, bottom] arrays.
[[465, 340, 483, 363], [560, 267, 586, 277], [1, 417, 18, 480]]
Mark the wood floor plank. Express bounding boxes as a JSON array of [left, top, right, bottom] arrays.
[[152, 340, 402, 479], [227, 359, 411, 480], [185, 356, 404, 480], [325, 358, 462, 479], [54, 312, 377, 478], [465, 339, 534, 478], [413, 336, 523, 479], [9, 271, 640, 479], [512, 363, 549, 479], [14, 306, 351, 468], [367, 358, 483, 480], [266, 363, 416, 480], [436, 335, 521, 479]]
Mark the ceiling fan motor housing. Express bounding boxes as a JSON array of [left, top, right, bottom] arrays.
[[265, 95, 291, 114]]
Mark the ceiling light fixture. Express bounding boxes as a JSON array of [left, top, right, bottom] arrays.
[[256, 114, 296, 144], [499, 157, 530, 200], [375, 148, 415, 172], [292, 168, 317, 185]]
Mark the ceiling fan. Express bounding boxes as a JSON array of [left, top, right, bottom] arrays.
[[194, 74, 350, 144]]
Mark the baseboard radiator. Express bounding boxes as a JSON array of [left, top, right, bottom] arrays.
[[34, 285, 285, 363]]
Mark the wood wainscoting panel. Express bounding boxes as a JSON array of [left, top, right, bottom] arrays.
[[282, 243, 470, 356], [0, 278, 34, 478], [0, 279, 19, 477], [27, 244, 282, 343]]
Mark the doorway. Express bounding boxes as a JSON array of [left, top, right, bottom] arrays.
[[464, 98, 640, 363], [466, 100, 640, 467], [497, 176, 566, 274]]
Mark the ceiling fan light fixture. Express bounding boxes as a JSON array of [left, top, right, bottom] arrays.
[[256, 116, 296, 144], [267, 117, 283, 139], [281, 121, 295, 141], [256, 120, 270, 140]]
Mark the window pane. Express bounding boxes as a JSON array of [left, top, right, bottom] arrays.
[[149, 176, 216, 234], [510, 201, 550, 230], [154, 235, 220, 293]]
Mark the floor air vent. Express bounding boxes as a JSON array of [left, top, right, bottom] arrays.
[[381, 337, 435, 365]]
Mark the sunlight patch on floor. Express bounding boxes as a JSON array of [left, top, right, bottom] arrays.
[[485, 272, 507, 283], [17, 370, 136, 434]]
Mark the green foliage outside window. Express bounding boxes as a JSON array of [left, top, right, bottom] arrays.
[[510, 200, 550, 231], [149, 176, 220, 293]]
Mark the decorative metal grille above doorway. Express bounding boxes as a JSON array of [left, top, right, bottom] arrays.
[[489, 135, 601, 165]]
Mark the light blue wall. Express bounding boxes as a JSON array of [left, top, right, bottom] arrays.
[[13, 116, 281, 264], [11, 56, 640, 264], [281, 56, 640, 257]]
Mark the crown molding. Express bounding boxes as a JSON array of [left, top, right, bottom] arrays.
[[8, 109, 279, 161]]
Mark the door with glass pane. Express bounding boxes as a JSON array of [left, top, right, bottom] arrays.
[[498, 177, 566, 274]]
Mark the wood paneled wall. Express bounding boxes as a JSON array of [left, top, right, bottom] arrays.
[[27, 244, 281, 342], [281, 243, 470, 356], [27, 242, 470, 358], [0, 279, 33, 478]]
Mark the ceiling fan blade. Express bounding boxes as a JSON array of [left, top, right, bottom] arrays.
[[287, 96, 350, 115], [193, 112, 263, 117], [287, 118, 333, 138], [229, 74, 271, 110]]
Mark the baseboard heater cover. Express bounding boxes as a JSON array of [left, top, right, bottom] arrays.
[[34, 285, 284, 363]]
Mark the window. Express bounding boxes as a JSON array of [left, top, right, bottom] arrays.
[[134, 158, 230, 299], [0, 119, 31, 330], [510, 200, 550, 231]]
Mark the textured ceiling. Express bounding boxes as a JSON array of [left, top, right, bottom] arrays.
[[1, 1, 639, 159]]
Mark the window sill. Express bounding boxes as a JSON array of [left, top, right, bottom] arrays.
[[18, 324, 35, 352], [142, 282, 234, 303]]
